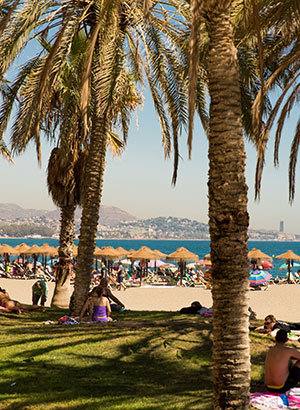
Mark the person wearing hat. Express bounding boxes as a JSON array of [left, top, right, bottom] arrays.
[[32, 280, 48, 306]]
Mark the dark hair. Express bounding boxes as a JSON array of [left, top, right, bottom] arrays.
[[0, 287, 6, 293], [275, 329, 288, 343], [265, 314, 276, 322], [95, 287, 104, 298], [100, 278, 108, 287], [191, 301, 202, 309]]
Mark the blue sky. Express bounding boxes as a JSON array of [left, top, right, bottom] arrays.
[[1, 87, 300, 234], [1, 33, 300, 234]]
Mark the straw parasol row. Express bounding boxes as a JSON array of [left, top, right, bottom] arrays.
[[275, 250, 300, 282]]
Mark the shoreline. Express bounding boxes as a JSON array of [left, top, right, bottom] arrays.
[[1, 278, 299, 322], [1, 237, 300, 242]]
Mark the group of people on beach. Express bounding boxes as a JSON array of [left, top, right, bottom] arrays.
[[1, 270, 300, 395]]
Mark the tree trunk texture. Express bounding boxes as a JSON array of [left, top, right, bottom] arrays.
[[72, 116, 107, 315], [51, 204, 75, 308], [204, 2, 250, 409]]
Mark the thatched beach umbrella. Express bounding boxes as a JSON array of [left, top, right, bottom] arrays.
[[37, 244, 57, 268], [275, 250, 300, 283], [129, 246, 157, 260], [166, 247, 198, 285], [152, 249, 167, 271], [0, 244, 16, 269], [204, 253, 211, 260], [248, 248, 272, 261], [95, 246, 120, 259], [153, 249, 167, 258], [93, 246, 103, 270], [115, 247, 128, 258], [25, 245, 44, 273], [14, 243, 31, 264], [128, 246, 158, 285], [95, 247, 120, 274], [0, 244, 16, 254], [14, 243, 30, 254]]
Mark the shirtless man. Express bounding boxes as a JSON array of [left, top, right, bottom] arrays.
[[265, 329, 300, 393]]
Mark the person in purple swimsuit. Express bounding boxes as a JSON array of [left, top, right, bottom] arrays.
[[79, 286, 112, 322]]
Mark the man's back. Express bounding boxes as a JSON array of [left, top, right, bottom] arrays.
[[265, 343, 300, 386], [265, 345, 293, 386]]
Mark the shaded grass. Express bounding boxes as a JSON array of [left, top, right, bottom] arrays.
[[0, 310, 284, 410]]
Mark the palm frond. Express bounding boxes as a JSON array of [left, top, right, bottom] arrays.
[[289, 118, 300, 203], [0, 139, 13, 162], [188, 0, 201, 159]]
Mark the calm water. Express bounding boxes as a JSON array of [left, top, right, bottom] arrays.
[[2, 238, 300, 278]]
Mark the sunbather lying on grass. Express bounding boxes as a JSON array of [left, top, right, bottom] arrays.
[[0, 287, 46, 314]]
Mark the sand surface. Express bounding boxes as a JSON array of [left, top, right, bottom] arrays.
[[0, 278, 299, 322]]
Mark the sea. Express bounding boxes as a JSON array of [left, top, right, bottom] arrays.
[[2, 238, 300, 279]]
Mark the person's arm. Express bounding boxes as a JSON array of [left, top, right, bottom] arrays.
[[79, 298, 90, 322], [106, 288, 125, 308], [290, 348, 300, 360], [88, 299, 94, 317], [254, 325, 269, 334], [269, 328, 280, 337], [106, 299, 111, 317]]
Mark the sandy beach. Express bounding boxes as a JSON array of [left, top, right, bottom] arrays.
[[0, 278, 299, 322]]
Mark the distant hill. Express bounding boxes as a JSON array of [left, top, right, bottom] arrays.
[[0, 203, 137, 226]]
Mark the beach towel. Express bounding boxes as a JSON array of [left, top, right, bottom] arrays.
[[250, 389, 300, 409], [0, 305, 11, 312], [58, 316, 79, 325], [198, 308, 213, 316]]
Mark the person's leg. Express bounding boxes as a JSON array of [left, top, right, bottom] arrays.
[[110, 303, 122, 312], [19, 303, 46, 312], [5, 300, 22, 314], [32, 293, 40, 305], [40, 295, 47, 306]]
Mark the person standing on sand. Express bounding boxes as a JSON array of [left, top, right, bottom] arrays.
[[117, 262, 126, 291], [265, 329, 300, 393], [32, 280, 48, 306]]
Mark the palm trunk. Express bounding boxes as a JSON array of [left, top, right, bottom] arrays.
[[51, 204, 75, 308], [72, 116, 107, 315], [204, 2, 250, 409]]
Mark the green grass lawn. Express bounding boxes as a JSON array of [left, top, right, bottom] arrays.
[[0, 310, 288, 410]]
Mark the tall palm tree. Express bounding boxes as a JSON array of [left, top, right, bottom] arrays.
[[188, 1, 250, 408], [0, 31, 139, 307], [0, 1, 190, 314]]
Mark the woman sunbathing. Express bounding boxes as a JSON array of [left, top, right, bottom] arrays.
[[0, 287, 45, 314], [79, 286, 112, 322]]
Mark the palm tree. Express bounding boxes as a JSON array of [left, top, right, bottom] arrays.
[[251, 0, 300, 203], [0, 1, 189, 314], [0, 31, 139, 307], [188, 1, 251, 408]]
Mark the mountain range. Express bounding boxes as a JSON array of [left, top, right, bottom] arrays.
[[0, 203, 137, 226], [0, 203, 299, 241]]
